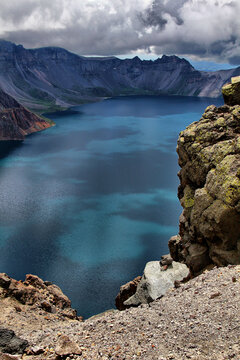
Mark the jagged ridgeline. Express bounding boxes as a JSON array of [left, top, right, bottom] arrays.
[[0, 88, 53, 140], [0, 40, 240, 111], [169, 76, 240, 273]]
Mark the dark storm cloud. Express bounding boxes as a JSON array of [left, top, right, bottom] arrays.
[[140, 0, 188, 29], [0, 0, 239, 64], [229, 56, 240, 65]]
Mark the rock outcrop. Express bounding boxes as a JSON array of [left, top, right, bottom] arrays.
[[0, 40, 239, 111], [0, 88, 52, 140], [115, 276, 141, 311], [169, 77, 240, 274], [0, 329, 28, 355], [222, 76, 240, 106], [122, 260, 189, 307], [0, 273, 78, 320]]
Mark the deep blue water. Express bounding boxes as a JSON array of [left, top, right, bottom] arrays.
[[0, 95, 223, 318]]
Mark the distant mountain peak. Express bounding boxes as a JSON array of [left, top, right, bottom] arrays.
[[0, 39, 17, 49], [159, 54, 193, 66]]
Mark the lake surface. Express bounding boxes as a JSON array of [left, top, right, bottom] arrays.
[[0, 95, 223, 318]]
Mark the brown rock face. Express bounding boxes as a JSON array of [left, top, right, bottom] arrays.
[[0, 273, 77, 319], [0, 88, 53, 140], [115, 276, 141, 310], [169, 89, 240, 274]]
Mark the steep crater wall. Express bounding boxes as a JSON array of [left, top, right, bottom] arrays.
[[0, 88, 53, 140], [170, 77, 240, 273]]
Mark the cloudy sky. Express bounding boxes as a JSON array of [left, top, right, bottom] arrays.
[[0, 0, 239, 65]]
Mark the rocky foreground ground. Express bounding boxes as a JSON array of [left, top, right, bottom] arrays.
[[0, 265, 239, 360]]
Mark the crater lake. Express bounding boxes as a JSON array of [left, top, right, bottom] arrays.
[[0, 95, 223, 318]]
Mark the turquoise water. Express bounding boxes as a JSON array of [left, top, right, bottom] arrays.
[[0, 95, 223, 318]]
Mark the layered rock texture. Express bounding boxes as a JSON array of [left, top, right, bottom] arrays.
[[222, 75, 240, 106], [0, 88, 52, 140], [0, 40, 240, 110], [169, 77, 240, 273]]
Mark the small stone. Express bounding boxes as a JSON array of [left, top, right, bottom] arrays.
[[14, 306, 21, 313], [40, 300, 52, 313], [0, 274, 11, 289], [0, 353, 21, 360], [27, 346, 44, 355], [174, 280, 181, 288], [210, 292, 221, 299], [160, 254, 173, 266], [161, 265, 168, 271], [232, 276, 237, 283], [55, 335, 82, 357]]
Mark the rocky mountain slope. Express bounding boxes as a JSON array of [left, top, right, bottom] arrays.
[[0, 87, 52, 140], [0, 267, 239, 360], [0, 40, 239, 111], [169, 76, 240, 274]]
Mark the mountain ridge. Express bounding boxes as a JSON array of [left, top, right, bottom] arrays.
[[0, 40, 240, 111]]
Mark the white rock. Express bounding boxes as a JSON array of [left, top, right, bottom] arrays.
[[124, 261, 189, 306]]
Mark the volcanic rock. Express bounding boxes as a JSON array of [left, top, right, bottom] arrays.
[[222, 76, 240, 106], [55, 335, 82, 357], [0, 273, 77, 320], [160, 253, 173, 266], [115, 276, 141, 310], [0, 329, 28, 354], [124, 261, 190, 307], [170, 82, 240, 274]]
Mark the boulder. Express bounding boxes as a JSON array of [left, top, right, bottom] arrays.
[[55, 335, 82, 357], [0, 329, 28, 354], [124, 261, 189, 307], [0, 274, 11, 289]]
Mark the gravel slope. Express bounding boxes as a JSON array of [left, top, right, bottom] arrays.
[[0, 265, 239, 360]]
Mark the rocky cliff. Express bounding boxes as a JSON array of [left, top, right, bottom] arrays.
[[0, 273, 78, 320], [0, 40, 239, 111], [169, 76, 240, 274], [0, 88, 52, 140]]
